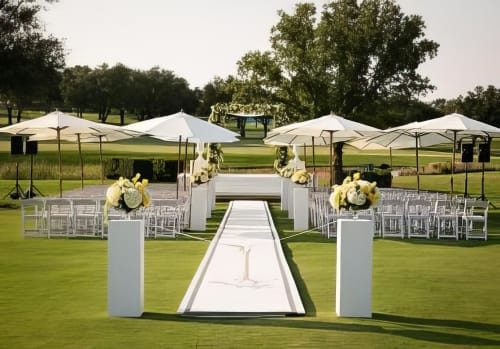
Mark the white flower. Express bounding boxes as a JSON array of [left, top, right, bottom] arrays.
[[346, 187, 367, 206]]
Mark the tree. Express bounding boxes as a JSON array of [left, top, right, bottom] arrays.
[[0, 0, 65, 123], [235, 0, 438, 183], [60, 65, 94, 117]]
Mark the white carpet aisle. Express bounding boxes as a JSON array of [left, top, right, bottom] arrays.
[[177, 200, 305, 317]]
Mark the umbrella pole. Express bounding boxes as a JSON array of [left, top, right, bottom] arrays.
[[77, 134, 83, 190], [451, 131, 457, 194], [312, 137, 316, 173], [415, 135, 420, 193], [481, 160, 485, 200], [177, 135, 182, 200], [303, 143, 306, 167], [184, 138, 189, 192], [329, 131, 333, 187], [389, 147, 393, 168], [311, 137, 316, 190], [99, 136, 104, 184], [57, 129, 62, 198]]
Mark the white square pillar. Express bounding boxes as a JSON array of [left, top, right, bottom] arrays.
[[293, 186, 309, 231], [288, 181, 296, 219], [336, 219, 374, 318], [190, 184, 207, 231], [108, 220, 144, 317], [281, 178, 289, 211]]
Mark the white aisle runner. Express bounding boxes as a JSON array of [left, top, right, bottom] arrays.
[[178, 200, 305, 317]]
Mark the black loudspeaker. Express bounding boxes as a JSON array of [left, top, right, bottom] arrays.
[[461, 143, 474, 163], [26, 141, 38, 155], [478, 143, 491, 163], [11, 136, 24, 155]]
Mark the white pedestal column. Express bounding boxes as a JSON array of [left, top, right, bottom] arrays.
[[281, 178, 288, 211], [190, 184, 208, 231], [288, 181, 295, 219], [293, 186, 309, 231], [108, 220, 144, 317], [336, 219, 374, 318]]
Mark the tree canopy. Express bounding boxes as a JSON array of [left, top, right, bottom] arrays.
[[0, 0, 65, 123], [234, 0, 439, 126]]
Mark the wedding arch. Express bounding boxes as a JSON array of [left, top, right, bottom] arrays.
[[209, 103, 289, 138]]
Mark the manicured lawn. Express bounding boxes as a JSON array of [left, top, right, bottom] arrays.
[[1, 200, 500, 348]]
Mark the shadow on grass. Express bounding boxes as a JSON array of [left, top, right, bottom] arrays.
[[379, 235, 500, 247], [140, 312, 500, 346], [281, 241, 317, 316]]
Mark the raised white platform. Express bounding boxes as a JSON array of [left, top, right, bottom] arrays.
[[178, 200, 305, 317], [215, 174, 281, 199]]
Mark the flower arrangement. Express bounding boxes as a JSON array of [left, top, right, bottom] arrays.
[[330, 173, 380, 211], [291, 169, 312, 185], [104, 173, 151, 223], [191, 169, 209, 185]]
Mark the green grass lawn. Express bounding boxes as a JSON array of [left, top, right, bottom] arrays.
[[1, 198, 500, 348]]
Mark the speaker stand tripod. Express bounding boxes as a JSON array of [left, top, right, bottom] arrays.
[[3, 161, 25, 199], [25, 153, 44, 198]]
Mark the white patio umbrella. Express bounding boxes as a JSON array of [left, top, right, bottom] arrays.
[[123, 111, 240, 143], [29, 126, 142, 188], [415, 113, 500, 193], [124, 111, 240, 197], [348, 122, 454, 191], [265, 113, 380, 186], [0, 111, 141, 197]]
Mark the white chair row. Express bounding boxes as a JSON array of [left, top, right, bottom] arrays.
[[20, 197, 191, 239], [309, 190, 488, 240]]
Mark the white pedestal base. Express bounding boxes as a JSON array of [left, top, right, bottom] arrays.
[[288, 181, 295, 219], [293, 186, 309, 231], [336, 219, 373, 318], [108, 220, 144, 317], [280, 178, 288, 211], [190, 184, 208, 231]]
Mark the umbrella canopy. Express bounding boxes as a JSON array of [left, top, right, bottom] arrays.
[[415, 113, 500, 193], [123, 111, 240, 143], [347, 122, 453, 192], [268, 113, 380, 139], [0, 111, 141, 196], [29, 126, 141, 187], [124, 111, 239, 198], [263, 133, 330, 146], [266, 113, 380, 186]]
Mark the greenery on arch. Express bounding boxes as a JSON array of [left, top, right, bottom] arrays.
[[209, 102, 290, 127]]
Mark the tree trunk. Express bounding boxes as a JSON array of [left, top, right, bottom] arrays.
[[333, 142, 344, 185], [16, 108, 22, 123], [239, 117, 247, 138], [7, 105, 13, 125], [120, 108, 125, 125]]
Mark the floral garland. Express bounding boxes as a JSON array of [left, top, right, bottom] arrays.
[[104, 173, 151, 223], [330, 173, 380, 211]]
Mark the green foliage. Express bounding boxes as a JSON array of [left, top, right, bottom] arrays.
[[0, 0, 65, 120], [234, 0, 439, 122], [209, 102, 289, 126], [60, 64, 200, 122]]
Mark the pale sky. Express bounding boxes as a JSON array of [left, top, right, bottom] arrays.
[[41, 0, 500, 101]]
